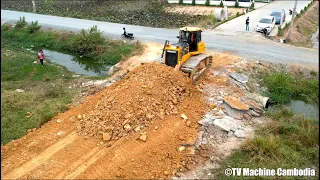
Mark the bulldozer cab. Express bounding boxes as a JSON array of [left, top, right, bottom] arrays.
[[178, 27, 202, 52]]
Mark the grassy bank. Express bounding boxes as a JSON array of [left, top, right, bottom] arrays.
[[217, 107, 319, 179], [278, 1, 319, 48], [1, 20, 141, 145], [1, 45, 82, 145], [262, 72, 319, 105], [215, 70, 319, 179], [1, 22, 142, 68], [1, 0, 207, 28]]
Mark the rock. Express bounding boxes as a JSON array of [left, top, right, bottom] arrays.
[[229, 72, 248, 84], [139, 134, 147, 142], [107, 65, 120, 75], [249, 109, 260, 117], [33, 61, 37, 64], [164, 171, 170, 176], [82, 81, 94, 87], [27, 129, 32, 133], [227, 131, 233, 137], [77, 114, 82, 120], [218, 110, 224, 116], [134, 126, 141, 132], [178, 146, 185, 152], [72, 74, 81, 78], [186, 121, 191, 127], [15, 89, 25, 93], [32, 128, 36, 132], [243, 113, 252, 120], [209, 104, 216, 109], [223, 96, 250, 111], [56, 119, 62, 123], [3, 146, 9, 151], [146, 113, 154, 120], [234, 130, 245, 138], [56, 131, 64, 136], [181, 114, 188, 120], [103, 133, 111, 141], [154, 126, 158, 130], [213, 116, 239, 132], [124, 124, 131, 131], [172, 98, 178, 105], [124, 113, 132, 119]]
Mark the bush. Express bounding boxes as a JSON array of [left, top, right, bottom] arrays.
[[296, 13, 300, 18], [15, 16, 27, 29], [26, 21, 41, 33], [205, 0, 210, 6], [67, 25, 105, 57], [179, 0, 183, 4], [304, 6, 307, 11], [236, 12, 240, 17], [192, 0, 196, 5], [263, 72, 296, 104], [219, 0, 224, 7], [235, 0, 239, 7]]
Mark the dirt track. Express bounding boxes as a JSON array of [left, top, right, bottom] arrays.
[[1, 63, 208, 179]]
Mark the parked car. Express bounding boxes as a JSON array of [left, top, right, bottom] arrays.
[[255, 16, 276, 33], [270, 10, 286, 24]]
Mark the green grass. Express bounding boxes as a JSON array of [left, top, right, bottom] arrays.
[[262, 72, 319, 105], [0, 45, 82, 145], [216, 107, 319, 179]]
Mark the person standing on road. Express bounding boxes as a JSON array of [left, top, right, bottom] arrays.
[[38, 49, 44, 66], [245, 17, 250, 31]]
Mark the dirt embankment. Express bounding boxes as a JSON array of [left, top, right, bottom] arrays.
[[279, 1, 319, 47], [1, 63, 207, 179]]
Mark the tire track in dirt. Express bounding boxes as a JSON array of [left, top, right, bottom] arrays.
[[3, 132, 77, 179]]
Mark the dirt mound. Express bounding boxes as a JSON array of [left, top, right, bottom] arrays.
[[77, 62, 200, 141]]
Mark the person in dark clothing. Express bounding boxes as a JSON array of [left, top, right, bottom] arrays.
[[123, 27, 126, 35], [245, 17, 250, 31], [38, 49, 44, 66]]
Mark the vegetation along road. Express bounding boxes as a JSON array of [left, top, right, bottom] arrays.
[[2, 10, 318, 67]]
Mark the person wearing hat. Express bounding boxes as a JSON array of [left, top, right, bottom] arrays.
[[245, 17, 250, 31]]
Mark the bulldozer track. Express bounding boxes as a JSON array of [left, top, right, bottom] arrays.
[[181, 54, 213, 83]]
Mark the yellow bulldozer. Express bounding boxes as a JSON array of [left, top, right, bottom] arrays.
[[160, 27, 212, 83]]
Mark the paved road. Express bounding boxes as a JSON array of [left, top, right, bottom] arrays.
[[216, 0, 312, 35], [1, 10, 318, 66]]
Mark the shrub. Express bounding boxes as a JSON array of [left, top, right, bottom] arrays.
[[263, 72, 296, 104], [15, 16, 27, 29], [192, 0, 196, 5], [236, 12, 240, 17], [296, 13, 300, 18], [26, 21, 41, 33], [235, 0, 239, 7], [205, 0, 210, 6], [179, 0, 183, 4], [304, 6, 307, 11], [67, 25, 105, 57], [219, 0, 224, 7]]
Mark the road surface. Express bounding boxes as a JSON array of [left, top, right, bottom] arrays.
[[216, 0, 312, 35], [1, 10, 318, 66]]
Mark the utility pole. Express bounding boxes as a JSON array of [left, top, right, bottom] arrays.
[[286, 0, 298, 41]]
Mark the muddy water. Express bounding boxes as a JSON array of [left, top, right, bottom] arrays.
[[289, 100, 319, 120], [42, 50, 109, 76]]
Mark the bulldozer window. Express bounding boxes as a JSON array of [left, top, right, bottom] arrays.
[[197, 31, 201, 42], [189, 32, 197, 52]]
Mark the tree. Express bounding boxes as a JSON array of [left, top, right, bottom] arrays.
[[205, 0, 210, 6], [192, 0, 196, 6], [235, 0, 239, 8], [219, 0, 224, 7]]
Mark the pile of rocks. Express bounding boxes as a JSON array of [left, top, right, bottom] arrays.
[[76, 63, 198, 142]]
